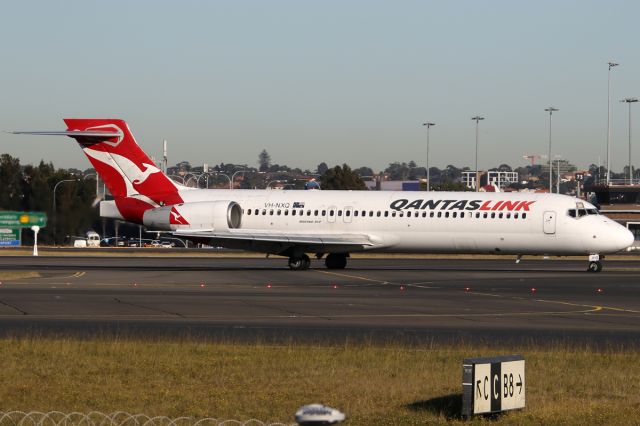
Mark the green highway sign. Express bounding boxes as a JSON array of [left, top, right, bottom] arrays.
[[0, 211, 47, 227], [0, 228, 21, 246]]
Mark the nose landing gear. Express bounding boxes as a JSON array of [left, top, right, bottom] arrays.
[[587, 254, 603, 273]]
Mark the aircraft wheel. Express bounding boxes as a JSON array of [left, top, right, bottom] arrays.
[[325, 253, 347, 269], [289, 254, 311, 271], [587, 261, 602, 273]]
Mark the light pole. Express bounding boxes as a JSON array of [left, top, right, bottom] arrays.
[[422, 122, 435, 191], [544, 107, 559, 193], [554, 155, 562, 194], [231, 170, 245, 190], [471, 116, 484, 191], [621, 97, 638, 185], [606, 61, 619, 186], [52, 179, 77, 245]]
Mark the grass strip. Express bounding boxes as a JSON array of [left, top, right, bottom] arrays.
[[0, 337, 638, 425]]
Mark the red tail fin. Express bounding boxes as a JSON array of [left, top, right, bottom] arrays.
[[63, 119, 183, 207]]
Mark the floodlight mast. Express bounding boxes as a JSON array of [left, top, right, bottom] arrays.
[[621, 97, 638, 185], [422, 122, 435, 191], [544, 107, 559, 193], [606, 61, 619, 186], [471, 116, 484, 192]]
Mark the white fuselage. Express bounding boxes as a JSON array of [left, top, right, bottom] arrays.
[[169, 189, 633, 256]]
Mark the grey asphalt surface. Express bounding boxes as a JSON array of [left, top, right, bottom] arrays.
[[0, 255, 639, 346]]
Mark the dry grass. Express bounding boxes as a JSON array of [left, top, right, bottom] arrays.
[[0, 271, 41, 280], [0, 337, 638, 425]]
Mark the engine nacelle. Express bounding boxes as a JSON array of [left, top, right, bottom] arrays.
[[142, 201, 242, 231]]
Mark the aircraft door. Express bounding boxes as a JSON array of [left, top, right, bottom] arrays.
[[328, 206, 336, 223], [543, 211, 556, 234]]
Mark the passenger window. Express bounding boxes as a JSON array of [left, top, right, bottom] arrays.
[[384, 211, 388, 217], [314, 210, 319, 216], [392, 212, 397, 217], [514, 213, 518, 219], [284, 210, 289, 216], [491, 212, 496, 219], [483, 212, 488, 219], [269, 210, 274, 215], [262, 209, 266, 215], [322, 210, 326, 216], [399, 212, 404, 217], [378, 211, 382, 217], [292, 210, 296, 216], [307, 210, 311, 216], [370, 211, 374, 217], [407, 211, 412, 218], [255, 209, 259, 215], [445, 212, 449, 218], [362, 210, 366, 216], [437, 212, 442, 218], [522, 213, 527, 219], [346, 210, 351, 217], [452, 212, 457, 218], [422, 212, 427, 218], [246, 209, 251, 215], [338, 210, 342, 216], [277, 209, 281, 215], [430, 212, 435, 218], [354, 211, 359, 217], [498, 213, 503, 219]]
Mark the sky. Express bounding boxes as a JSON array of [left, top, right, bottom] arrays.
[[1, 1, 639, 173]]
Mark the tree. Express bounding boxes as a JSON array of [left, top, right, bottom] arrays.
[[353, 166, 374, 177], [258, 149, 271, 172], [320, 164, 367, 190], [316, 162, 329, 175]]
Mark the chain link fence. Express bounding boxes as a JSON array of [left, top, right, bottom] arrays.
[[0, 411, 293, 426]]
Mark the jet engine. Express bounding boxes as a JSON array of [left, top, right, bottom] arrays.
[[142, 200, 242, 231]]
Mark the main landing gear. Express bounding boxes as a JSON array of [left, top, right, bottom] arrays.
[[587, 254, 603, 273], [287, 253, 349, 270], [325, 253, 348, 269], [288, 254, 311, 271]]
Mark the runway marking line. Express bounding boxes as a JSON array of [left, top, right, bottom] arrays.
[[471, 291, 640, 315]]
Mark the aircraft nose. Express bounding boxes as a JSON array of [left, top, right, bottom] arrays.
[[619, 227, 635, 250]]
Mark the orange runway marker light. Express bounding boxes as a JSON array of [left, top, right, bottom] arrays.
[[200, 282, 206, 288], [530, 287, 537, 294], [596, 288, 604, 294], [332, 284, 339, 289], [464, 287, 471, 292], [266, 283, 272, 289]]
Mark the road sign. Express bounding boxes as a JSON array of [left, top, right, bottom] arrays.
[[462, 355, 525, 417], [0, 211, 47, 227], [0, 228, 21, 246]]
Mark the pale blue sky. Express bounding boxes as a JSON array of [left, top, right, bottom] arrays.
[[1, 1, 638, 172]]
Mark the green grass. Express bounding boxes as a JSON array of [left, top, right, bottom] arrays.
[[0, 337, 638, 425]]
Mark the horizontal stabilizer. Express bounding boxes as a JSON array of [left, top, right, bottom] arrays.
[[12, 130, 122, 138]]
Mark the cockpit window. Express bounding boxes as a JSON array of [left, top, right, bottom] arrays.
[[568, 207, 599, 218]]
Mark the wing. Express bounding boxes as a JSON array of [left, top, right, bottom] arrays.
[[173, 229, 381, 254]]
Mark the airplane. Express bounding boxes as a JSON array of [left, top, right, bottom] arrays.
[[14, 118, 635, 272]]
